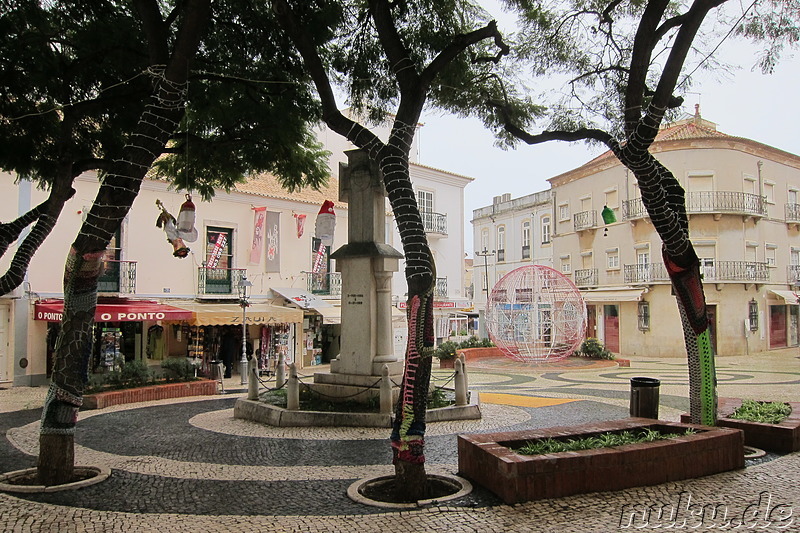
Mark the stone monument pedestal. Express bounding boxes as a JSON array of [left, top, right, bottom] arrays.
[[308, 149, 405, 403]]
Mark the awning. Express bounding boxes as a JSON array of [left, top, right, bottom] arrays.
[[271, 288, 333, 310], [33, 299, 194, 322], [316, 306, 341, 325], [172, 301, 302, 326], [581, 288, 646, 303], [768, 289, 800, 304]]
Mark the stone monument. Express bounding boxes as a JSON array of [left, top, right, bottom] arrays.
[[310, 149, 404, 401]]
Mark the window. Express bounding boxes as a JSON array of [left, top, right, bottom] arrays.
[[417, 189, 434, 213], [480, 228, 489, 253], [521, 220, 531, 260], [607, 250, 620, 270], [790, 189, 799, 206], [496, 226, 506, 262], [766, 244, 777, 267], [764, 182, 775, 204], [605, 189, 619, 209], [687, 173, 714, 192], [560, 255, 571, 274], [558, 203, 570, 222], [637, 301, 650, 331], [694, 243, 716, 279], [541, 216, 551, 244], [205, 226, 234, 294], [636, 247, 650, 281]]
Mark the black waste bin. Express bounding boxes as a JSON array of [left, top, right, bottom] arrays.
[[629, 377, 660, 419]]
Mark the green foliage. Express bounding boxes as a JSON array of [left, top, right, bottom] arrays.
[[731, 399, 792, 424], [161, 358, 197, 383], [515, 428, 696, 455], [87, 359, 153, 393], [575, 337, 614, 360], [434, 336, 493, 360]]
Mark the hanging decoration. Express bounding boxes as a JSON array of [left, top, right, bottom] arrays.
[[293, 213, 307, 238], [207, 232, 227, 268], [155, 199, 190, 258], [312, 200, 336, 273], [176, 194, 198, 242], [250, 206, 266, 264], [265, 211, 280, 273]]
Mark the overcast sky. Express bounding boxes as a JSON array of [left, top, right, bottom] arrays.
[[412, 1, 800, 257]]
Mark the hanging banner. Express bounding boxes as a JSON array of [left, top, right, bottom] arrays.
[[265, 211, 280, 273], [206, 233, 227, 268], [250, 207, 267, 264], [293, 213, 307, 238]]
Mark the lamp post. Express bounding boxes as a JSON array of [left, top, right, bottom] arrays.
[[237, 275, 253, 385], [475, 248, 495, 297]]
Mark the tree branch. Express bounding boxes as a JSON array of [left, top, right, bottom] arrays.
[[369, 0, 420, 93]]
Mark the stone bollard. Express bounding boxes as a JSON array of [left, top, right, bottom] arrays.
[[247, 357, 259, 401], [287, 363, 299, 411], [276, 352, 286, 388], [380, 364, 392, 414], [455, 358, 468, 406], [459, 353, 469, 394]]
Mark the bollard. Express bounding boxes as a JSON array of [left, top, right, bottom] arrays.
[[287, 363, 299, 410], [629, 377, 660, 419], [247, 357, 259, 400], [454, 358, 468, 406], [276, 352, 286, 388], [380, 364, 392, 414], [459, 353, 469, 395]]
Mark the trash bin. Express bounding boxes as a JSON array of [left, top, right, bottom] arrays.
[[209, 360, 225, 392], [629, 377, 660, 419]]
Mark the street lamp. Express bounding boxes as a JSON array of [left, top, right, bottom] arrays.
[[237, 275, 253, 385], [475, 248, 495, 296]]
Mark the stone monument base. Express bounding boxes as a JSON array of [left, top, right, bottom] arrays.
[[310, 362, 404, 403]]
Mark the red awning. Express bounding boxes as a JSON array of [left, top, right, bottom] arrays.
[[34, 300, 194, 322]]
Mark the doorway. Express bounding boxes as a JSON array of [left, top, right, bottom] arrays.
[[603, 304, 620, 353]]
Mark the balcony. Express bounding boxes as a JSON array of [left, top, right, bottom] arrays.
[[308, 272, 342, 297], [573, 268, 598, 287], [436, 277, 448, 298], [421, 211, 447, 237], [197, 267, 246, 296], [786, 203, 800, 227], [573, 210, 598, 232], [623, 192, 766, 222], [98, 260, 137, 294], [789, 265, 800, 285], [624, 261, 769, 284]]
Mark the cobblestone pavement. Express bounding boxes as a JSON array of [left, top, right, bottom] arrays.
[[1, 350, 799, 532]]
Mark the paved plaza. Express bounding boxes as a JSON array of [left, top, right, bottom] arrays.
[[1, 351, 799, 532]]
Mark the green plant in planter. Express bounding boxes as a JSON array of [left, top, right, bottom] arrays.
[[434, 340, 459, 360], [87, 359, 153, 393], [515, 428, 695, 455], [730, 399, 791, 424], [575, 337, 615, 360], [161, 357, 197, 382]]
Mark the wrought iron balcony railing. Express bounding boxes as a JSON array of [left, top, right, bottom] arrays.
[[789, 265, 800, 285], [436, 277, 448, 298], [573, 268, 598, 287], [98, 260, 137, 294], [623, 192, 766, 221], [308, 272, 342, 296], [624, 261, 769, 284], [421, 211, 447, 235], [573, 210, 598, 231], [198, 267, 246, 296], [786, 203, 800, 224]]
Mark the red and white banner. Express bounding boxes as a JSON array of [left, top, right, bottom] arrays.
[[265, 211, 281, 273], [250, 207, 266, 264], [206, 233, 227, 268], [293, 213, 307, 238]]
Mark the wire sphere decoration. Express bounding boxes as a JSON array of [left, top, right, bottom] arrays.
[[485, 265, 587, 363]]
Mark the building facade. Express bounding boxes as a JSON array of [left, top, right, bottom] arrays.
[[472, 111, 800, 357]]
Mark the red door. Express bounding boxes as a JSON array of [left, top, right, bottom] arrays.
[[586, 305, 597, 339], [604, 304, 620, 353], [770, 306, 787, 348]]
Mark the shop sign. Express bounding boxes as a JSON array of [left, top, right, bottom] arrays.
[[397, 300, 456, 309]]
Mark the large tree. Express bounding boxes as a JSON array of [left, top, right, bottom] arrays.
[[490, 0, 751, 425], [2, 0, 330, 485], [271, 0, 515, 500]]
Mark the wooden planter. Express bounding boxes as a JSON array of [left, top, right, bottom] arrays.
[[82, 379, 218, 410], [439, 358, 455, 369], [457, 418, 744, 504], [681, 398, 800, 453]]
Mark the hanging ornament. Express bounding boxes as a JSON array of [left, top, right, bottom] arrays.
[[312, 200, 336, 273], [177, 194, 198, 242], [293, 213, 307, 238], [155, 199, 190, 258]]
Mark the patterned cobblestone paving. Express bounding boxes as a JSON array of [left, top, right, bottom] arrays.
[[1, 352, 798, 532]]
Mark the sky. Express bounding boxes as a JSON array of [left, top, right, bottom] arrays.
[[411, 1, 800, 257]]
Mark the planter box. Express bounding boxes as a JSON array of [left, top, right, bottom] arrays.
[[681, 398, 800, 453], [439, 358, 455, 369], [83, 379, 218, 410], [457, 418, 743, 504]]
